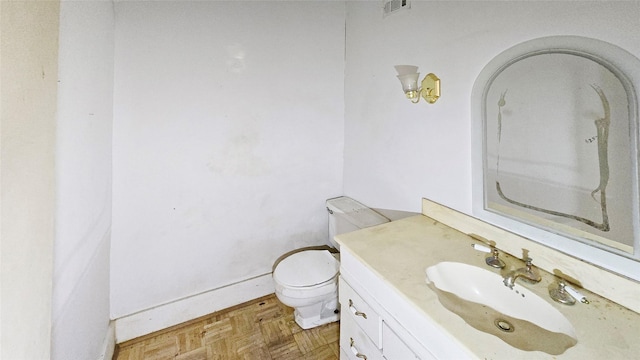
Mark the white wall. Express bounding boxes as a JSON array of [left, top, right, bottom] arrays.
[[111, 1, 345, 320], [51, 1, 115, 359], [0, 2, 59, 359], [343, 1, 640, 215], [3, 1, 638, 353]]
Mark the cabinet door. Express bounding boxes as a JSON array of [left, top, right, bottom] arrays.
[[382, 322, 421, 360], [339, 277, 382, 347], [340, 310, 385, 360]]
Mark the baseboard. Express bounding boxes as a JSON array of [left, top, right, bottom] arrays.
[[114, 273, 275, 343], [98, 321, 115, 360]]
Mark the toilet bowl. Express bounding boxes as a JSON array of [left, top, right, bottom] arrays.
[[272, 196, 390, 329], [273, 249, 340, 329]]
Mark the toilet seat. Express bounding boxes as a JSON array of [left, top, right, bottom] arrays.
[[273, 250, 339, 288]]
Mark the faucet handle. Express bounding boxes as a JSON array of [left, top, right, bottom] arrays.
[[471, 243, 492, 253], [471, 244, 505, 269], [564, 283, 590, 304], [520, 257, 541, 283], [550, 281, 576, 305], [523, 257, 536, 270], [486, 248, 506, 269]]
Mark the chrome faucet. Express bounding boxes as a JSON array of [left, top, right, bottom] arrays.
[[503, 257, 541, 288]]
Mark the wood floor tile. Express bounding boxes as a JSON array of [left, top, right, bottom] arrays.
[[293, 327, 327, 354], [115, 343, 145, 360], [114, 294, 339, 360], [175, 347, 207, 360], [267, 340, 303, 359], [305, 344, 339, 360]]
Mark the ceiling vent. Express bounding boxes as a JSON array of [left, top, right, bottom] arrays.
[[383, 0, 411, 17]]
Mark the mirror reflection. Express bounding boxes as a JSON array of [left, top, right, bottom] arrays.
[[473, 37, 640, 277], [483, 52, 636, 256]]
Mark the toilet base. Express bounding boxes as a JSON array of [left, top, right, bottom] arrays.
[[293, 298, 340, 330]]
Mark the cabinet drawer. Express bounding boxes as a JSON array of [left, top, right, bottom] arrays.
[[340, 348, 351, 360], [339, 276, 382, 347], [382, 322, 420, 360], [340, 309, 384, 360]]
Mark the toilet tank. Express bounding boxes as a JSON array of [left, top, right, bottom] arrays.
[[326, 196, 390, 249]]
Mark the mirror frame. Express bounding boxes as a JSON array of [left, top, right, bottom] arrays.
[[471, 36, 640, 281]]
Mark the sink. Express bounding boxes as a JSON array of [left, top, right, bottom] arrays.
[[425, 261, 577, 355]]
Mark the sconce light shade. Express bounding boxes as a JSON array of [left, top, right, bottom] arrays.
[[394, 65, 419, 76], [397, 73, 420, 91], [394, 64, 440, 104], [394, 65, 420, 100]]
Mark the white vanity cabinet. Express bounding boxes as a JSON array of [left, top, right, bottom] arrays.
[[339, 275, 435, 360], [339, 277, 384, 360], [335, 212, 640, 360], [337, 245, 471, 360], [382, 323, 421, 360]]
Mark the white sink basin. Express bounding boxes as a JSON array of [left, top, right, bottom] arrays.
[[425, 261, 577, 355]]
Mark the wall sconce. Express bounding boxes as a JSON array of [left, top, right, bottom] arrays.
[[394, 65, 441, 104]]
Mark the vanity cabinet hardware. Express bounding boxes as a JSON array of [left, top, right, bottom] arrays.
[[349, 299, 368, 319], [340, 309, 384, 360], [350, 338, 369, 359], [339, 277, 382, 347]]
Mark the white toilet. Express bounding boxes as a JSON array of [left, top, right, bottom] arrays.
[[273, 196, 390, 329]]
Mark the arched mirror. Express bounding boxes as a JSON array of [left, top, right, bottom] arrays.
[[472, 36, 640, 281]]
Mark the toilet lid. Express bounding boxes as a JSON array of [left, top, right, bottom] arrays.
[[274, 250, 339, 288]]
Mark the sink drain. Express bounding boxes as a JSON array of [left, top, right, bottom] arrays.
[[494, 319, 515, 333]]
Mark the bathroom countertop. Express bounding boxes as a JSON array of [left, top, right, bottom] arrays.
[[335, 215, 640, 359]]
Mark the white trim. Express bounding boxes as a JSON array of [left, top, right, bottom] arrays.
[[97, 322, 116, 360], [114, 273, 275, 343]]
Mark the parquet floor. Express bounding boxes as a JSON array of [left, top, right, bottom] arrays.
[[114, 294, 340, 360]]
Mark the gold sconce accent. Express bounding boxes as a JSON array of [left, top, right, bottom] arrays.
[[394, 65, 441, 104]]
